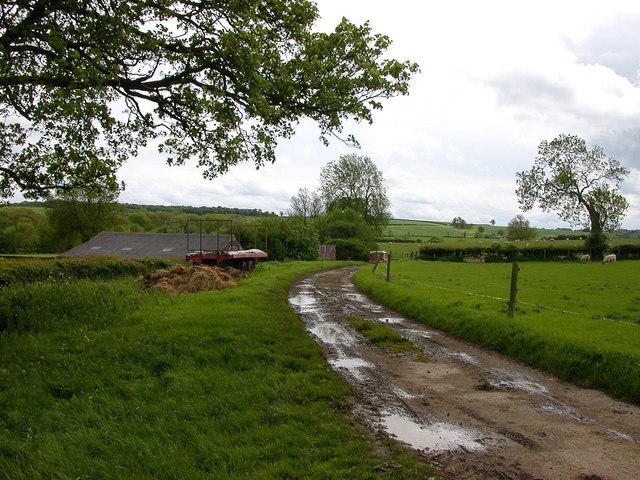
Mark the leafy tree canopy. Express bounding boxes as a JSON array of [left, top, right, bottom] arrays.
[[45, 186, 122, 251], [506, 214, 536, 241], [319, 153, 390, 227], [0, 0, 419, 200], [516, 134, 629, 236], [288, 187, 324, 223], [451, 216, 467, 229]]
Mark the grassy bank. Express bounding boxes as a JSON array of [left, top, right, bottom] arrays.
[[353, 260, 640, 404], [0, 261, 435, 479]]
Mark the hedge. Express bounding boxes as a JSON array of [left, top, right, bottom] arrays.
[[418, 243, 640, 262], [0, 257, 175, 286]]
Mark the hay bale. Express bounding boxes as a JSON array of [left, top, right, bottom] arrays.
[[140, 264, 244, 294]]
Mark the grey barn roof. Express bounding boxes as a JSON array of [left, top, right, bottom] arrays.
[[59, 232, 240, 260]]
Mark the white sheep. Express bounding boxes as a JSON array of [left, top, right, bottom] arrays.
[[580, 254, 591, 261], [602, 254, 616, 264]]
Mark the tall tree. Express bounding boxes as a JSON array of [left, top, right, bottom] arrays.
[[506, 214, 536, 241], [0, 1, 419, 200], [516, 134, 629, 256], [45, 184, 122, 251], [319, 153, 390, 227], [451, 217, 467, 229], [289, 187, 323, 224]]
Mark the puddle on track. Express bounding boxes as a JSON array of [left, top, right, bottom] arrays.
[[309, 323, 357, 346], [539, 402, 584, 422], [392, 386, 414, 399], [330, 357, 373, 381], [605, 429, 634, 442], [381, 412, 485, 453], [377, 316, 405, 324], [488, 372, 549, 394], [289, 292, 318, 312]]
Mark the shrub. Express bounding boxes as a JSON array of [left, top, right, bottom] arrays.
[[328, 238, 370, 261]]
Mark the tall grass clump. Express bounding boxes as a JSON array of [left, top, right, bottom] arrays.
[[353, 261, 640, 404], [0, 278, 144, 333], [348, 316, 420, 354], [0, 261, 436, 479]]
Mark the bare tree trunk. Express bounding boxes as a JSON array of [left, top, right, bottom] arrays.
[[587, 206, 606, 260]]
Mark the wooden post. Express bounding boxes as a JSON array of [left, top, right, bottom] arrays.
[[507, 262, 519, 319], [372, 250, 381, 273], [386, 254, 391, 281]]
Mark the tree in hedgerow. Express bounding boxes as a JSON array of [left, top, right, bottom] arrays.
[[258, 217, 319, 262], [506, 214, 536, 241], [516, 134, 629, 258], [316, 208, 377, 260], [289, 187, 324, 225], [319, 154, 391, 229], [0, 1, 419, 200]]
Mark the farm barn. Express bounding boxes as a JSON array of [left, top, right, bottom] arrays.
[[59, 231, 241, 261]]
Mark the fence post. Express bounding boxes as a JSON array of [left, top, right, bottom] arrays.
[[507, 262, 520, 319], [386, 253, 392, 282]]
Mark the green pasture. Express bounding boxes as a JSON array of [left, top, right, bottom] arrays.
[[382, 219, 579, 242], [354, 260, 640, 403], [0, 260, 434, 479]]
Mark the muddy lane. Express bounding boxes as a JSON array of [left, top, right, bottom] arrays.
[[288, 267, 640, 480]]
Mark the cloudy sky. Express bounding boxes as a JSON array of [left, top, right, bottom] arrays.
[[117, 0, 640, 229]]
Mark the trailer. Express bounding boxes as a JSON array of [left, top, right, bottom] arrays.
[[185, 219, 268, 270], [186, 248, 268, 270]]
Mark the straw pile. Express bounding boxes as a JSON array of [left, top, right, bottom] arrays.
[[140, 264, 245, 294]]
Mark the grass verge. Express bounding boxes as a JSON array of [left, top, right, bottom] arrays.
[[347, 316, 421, 355], [0, 261, 437, 479], [353, 260, 640, 404]]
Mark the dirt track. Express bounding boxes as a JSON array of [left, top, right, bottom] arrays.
[[288, 267, 640, 480]]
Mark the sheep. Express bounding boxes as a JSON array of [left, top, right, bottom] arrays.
[[580, 254, 591, 262], [602, 254, 616, 264]]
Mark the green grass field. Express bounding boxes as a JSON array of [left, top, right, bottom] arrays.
[[381, 218, 581, 242], [0, 261, 435, 479], [354, 260, 640, 403]]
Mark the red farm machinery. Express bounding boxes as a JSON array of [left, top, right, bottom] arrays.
[[185, 219, 267, 271]]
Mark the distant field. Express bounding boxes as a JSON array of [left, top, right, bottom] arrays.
[[354, 260, 640, 403], [382, 218, 578, 241]]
